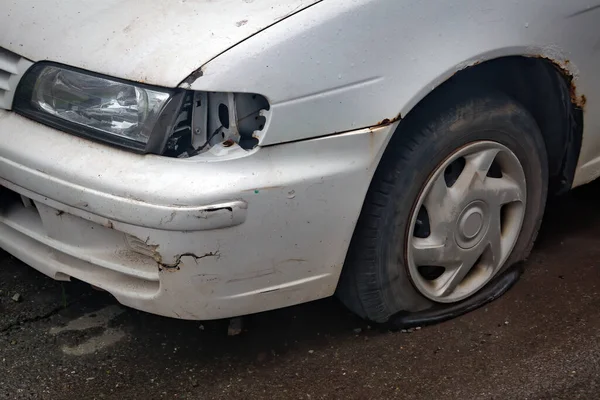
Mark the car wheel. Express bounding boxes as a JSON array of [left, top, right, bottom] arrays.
[[337, 92, 548, 323]]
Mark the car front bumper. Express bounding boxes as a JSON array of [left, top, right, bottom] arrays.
[[0, 110, 393, 319]]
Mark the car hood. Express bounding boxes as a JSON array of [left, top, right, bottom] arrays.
[[1, 0, 319, 87]]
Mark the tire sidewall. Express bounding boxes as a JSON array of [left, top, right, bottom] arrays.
[[380, 97, 548, 314]]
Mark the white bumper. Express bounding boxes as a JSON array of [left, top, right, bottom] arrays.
[[0, 110, 393, 319]]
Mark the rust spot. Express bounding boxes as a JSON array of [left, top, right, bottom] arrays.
[[375, 112, 402, 127], [105, 220, 113, 229], [222, 139, 235, 147], [534, 56, 586, 110], [566, 75, 586, 109]]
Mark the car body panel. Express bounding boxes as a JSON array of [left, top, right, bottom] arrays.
[[188, 0, 600, 186], [1, 0, 600, 319], [0, 0, 320, 87], [0, 110, 393, 319]]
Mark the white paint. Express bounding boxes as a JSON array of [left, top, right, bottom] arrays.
[[1, 0, 600, 319], [187, 0, 599, 184], [0, 110, 394, 319], [0, 0, 319, 87]]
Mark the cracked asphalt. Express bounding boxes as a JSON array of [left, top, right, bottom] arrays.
[[2, 183, 600, 399]]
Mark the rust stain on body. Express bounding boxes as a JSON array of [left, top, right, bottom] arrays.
[[535, 56, 587, 110], [374, 112, 402, 127]]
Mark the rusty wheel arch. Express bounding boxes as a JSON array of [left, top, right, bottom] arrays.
[[390, 56, 583, 195]]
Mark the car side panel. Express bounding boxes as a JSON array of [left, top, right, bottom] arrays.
[[188, 0, 600, 186]]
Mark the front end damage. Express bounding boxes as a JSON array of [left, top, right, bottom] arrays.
[[163, 90, 271, 158], [0, 102, 396, 319], [0, 23, 398, 319]]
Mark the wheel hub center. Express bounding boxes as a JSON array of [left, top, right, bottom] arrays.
[[460, 209, 483, 239], [456, 201, 488, 249]]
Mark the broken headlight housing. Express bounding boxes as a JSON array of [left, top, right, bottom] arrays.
[[14, 62, 269, 156], [164, 91, 270, 158]]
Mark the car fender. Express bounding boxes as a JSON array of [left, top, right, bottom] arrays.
[[186, 0, 599, 185]]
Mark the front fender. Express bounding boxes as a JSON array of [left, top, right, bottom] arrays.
[[184, 0, 597, 150]]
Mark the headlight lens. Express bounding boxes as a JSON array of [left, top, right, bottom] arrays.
[[14, 63, 182, 152]]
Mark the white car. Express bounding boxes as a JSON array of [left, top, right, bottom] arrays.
[[0, 0, 597, 323]]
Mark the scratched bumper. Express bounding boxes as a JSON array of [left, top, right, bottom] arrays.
[[0, 110, 394, 319]]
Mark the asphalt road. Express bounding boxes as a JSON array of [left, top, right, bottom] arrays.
[[2, 183, 600, 400]]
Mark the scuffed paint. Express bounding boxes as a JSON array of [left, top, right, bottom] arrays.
[[0, 118, 395, 320]]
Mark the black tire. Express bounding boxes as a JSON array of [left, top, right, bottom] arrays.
[[337, 92, 548, 322]]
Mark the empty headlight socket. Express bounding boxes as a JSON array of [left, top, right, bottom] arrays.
[[163, 91, 269, 157], [187, 91, 269, 154]]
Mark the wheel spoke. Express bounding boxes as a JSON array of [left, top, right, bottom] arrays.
[[451, 149, 500, 198], [423, 173, 461, 236], [423, 173, 450, 211], [411, 238, 459, 267], [485, 176, 524, 205], [437, 247, 483, 297], [469, 148, 501, 178], [487, 207, 504, 268]]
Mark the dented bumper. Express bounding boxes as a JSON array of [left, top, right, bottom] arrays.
[[0, 110, 394, 319]]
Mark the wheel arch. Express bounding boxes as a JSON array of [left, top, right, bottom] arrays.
[[381, 55, 584, 195]]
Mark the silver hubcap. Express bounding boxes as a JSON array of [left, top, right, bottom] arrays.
[[407, 141, 526, 303]]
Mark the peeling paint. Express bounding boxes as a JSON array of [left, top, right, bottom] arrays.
[[159, 251, 221, 271], [181, 66, 205, 88]]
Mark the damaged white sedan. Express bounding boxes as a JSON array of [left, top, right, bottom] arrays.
[[0, 0, 599, 323]]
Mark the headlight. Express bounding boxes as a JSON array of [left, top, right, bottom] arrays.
[[14, 63, 184, 153]]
